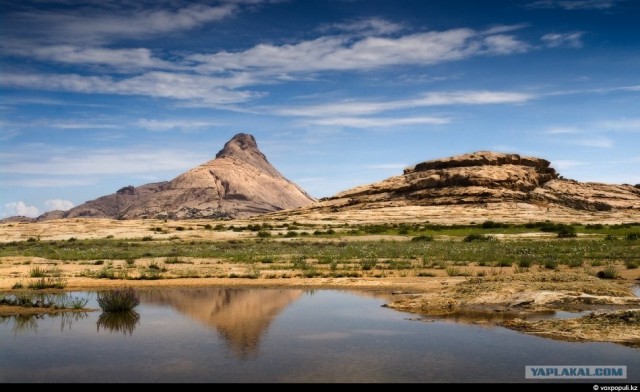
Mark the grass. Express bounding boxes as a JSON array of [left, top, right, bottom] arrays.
[[29, 266, 47, 277], [1, 223, 639, 279], [97, 287, 140, 312], [27, 277, 67, 289], [0, 293, 87, 309]]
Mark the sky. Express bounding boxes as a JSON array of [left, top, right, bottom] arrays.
[[1, 0, 639, 218]]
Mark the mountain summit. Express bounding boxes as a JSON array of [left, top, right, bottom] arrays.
[[49, 133, 315, 220]]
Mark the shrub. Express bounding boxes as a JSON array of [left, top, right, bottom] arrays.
[[596, 266, 619, 280], [446, 266, 467, 276], [361, 259, 377, 271], [517, 258, 532, 268], [411, 235, 434, 242], [625, 232, 640, 240], [624, 260, 638, 269], [464, 234, 494, 242], [97, 287, 140, 312], [556, 226, 577, 238], [257, 230, 272, 238]]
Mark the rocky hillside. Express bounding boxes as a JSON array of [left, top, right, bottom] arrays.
[[40, 133, 315, 220], [277, 151, 640, 224]]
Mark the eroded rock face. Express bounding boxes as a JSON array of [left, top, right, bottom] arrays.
[[297, 151, 640, 216], [46, 133, 315, 220]]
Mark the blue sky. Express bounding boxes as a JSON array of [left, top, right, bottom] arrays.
[[1, 0, 639, 218]]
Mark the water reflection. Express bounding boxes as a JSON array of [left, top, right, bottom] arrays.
[[96, 311, 140, 335], [140, 288, 302, 358], [0, 312, 89, 335]]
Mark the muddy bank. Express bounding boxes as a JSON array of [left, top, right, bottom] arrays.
[[386, 271, 640, 347], [502, 309, 640, 347]]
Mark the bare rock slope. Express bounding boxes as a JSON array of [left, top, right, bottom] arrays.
[[281, 151, 640, 223], [49, 133, 315, 219]]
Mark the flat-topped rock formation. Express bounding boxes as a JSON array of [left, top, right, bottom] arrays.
[[275, 151, 640, 224]]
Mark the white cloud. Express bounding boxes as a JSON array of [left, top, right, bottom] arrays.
[[573, 136, 614, 148], [364, 163, 408, 170], [6, 3, 245, 45], [2, 178, 97, 188], [527, 0, 618, 10], [541, 32, 584, 48], [1, 43, 179, 72], [137, 119, 220, 132], [2, 148, 210, 176], [190, 28, 529, 75], [551, 160, 589, 170], [0, 71, 260, 106], [277, 90, 534, 117], [3, 201, 40, 218], [598, 119, 640, 131], [44, 199, 75, 211], [50, 121, 120, 129], [318, 17, 404, 36], [544, 127, 579, 134], [305, 116, 450, 128]]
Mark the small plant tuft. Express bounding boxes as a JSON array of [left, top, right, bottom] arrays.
[[596, 265, 619, 280], [97, 287, 140, 312]]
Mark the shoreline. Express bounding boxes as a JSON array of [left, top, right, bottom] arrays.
[[2, 273, 639, 347]]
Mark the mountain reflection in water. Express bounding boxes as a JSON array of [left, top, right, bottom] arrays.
[[140, 288, 302, 358]]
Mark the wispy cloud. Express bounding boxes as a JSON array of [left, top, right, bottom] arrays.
[[551, 159, 589, 170], [544, 127, 580, 134], [189, 27, 530, 75], [2, 178, 97, 188], [303, 116, 450, 128], [4, 2, 260, 45], [541, 32, 584, 48], [137, 119, 220, 132], [598, 119, 640, 131], [277, 90, 534, 117], [573, 135, 614, 148], [526, 0, 619, 10], [318, 17, 404, 36], [364, 163, 408, 170], [1, 43, 179, 72], [50, 121, 121, 129], [2, 147, 210, 176], [0, 72, 260, 105]]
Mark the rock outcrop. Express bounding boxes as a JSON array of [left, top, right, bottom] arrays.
[[43, 133, 315, 220], [284, 151, 640, 222]]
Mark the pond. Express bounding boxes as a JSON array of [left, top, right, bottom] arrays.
[[1, 288, 638, 383]]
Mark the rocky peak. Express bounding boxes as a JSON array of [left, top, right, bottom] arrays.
[[215, 133, 266, 161], [43, 133, 315, 220]]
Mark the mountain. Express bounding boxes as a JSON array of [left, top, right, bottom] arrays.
[[42, 133, 315, 220], [277, 151, 640, 224]]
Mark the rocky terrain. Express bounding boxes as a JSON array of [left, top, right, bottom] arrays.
[[276, 151, 640, 224], [33, 134, 315, 220]]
